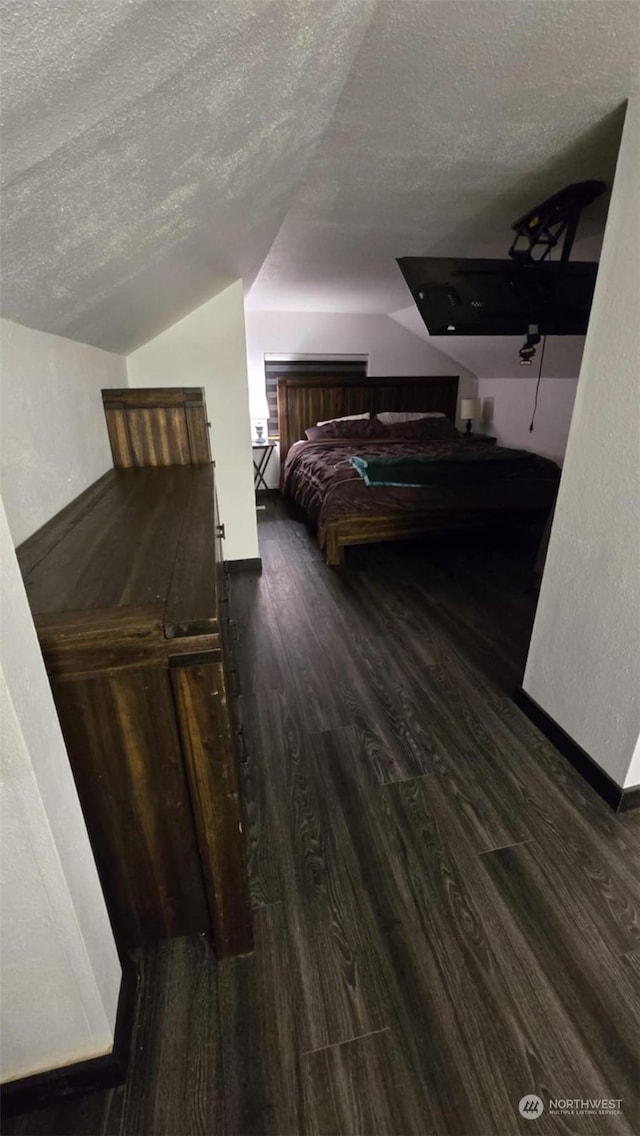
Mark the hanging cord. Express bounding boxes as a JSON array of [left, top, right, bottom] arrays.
[[529, 334, 546, 432]]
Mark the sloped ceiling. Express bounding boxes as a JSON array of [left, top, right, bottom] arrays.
[[0, 0, 637, 354], [388, 305, 587, 378]]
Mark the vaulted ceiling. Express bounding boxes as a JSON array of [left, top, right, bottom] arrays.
[[0, 0, 637, 354]]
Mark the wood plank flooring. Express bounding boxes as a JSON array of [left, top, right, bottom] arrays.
[[5, 501, 639, 1136]]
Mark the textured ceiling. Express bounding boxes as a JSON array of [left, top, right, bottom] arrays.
[[0, 0, 637, 353]]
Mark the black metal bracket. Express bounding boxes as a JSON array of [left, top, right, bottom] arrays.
[[509, 180, 606, 265]]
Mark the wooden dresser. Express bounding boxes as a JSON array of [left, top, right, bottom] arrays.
[[16, 390, 253, 957]]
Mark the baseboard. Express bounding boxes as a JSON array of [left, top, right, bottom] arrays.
[[1, 954, 139, 1117], [619, 784, 640, 812], [226, 557, 262, 574], [513, 688, 639, 813]]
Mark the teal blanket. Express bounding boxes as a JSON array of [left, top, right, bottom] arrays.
[[349, 448, 539, 487]]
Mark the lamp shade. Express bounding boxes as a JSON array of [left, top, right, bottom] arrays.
[[250, 393, 270, 420], [460, 398, 481, 420]]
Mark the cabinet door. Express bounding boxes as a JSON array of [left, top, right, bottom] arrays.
[[52, 666, 210, 946], [170, 656, 253, 957]]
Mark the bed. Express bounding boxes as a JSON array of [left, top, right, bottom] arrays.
[[278, 374, 560, 565]]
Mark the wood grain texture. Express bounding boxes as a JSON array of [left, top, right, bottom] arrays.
[[102, 387, 211, 466], [235, 694, 287, 908], [34, 606, 221, 679], [103, 387, 206, 408], [17, 467, 219, 626], [309, 722, 637, 1133], [171, 660, 254, 957], [52, 667, 210, 946], [104, 407, 135, 468], [277, 373, 458, 464], [479, 841, 640, 1114], [164, 466, 219, 638], [229, 573, 290, 695], [7, 503, 639, 1136], [373, 776, 638, 1135], [2, 1087, 126, 1136], [15, 463, 251, 953], [185, 404, 212, 464], [302, 1029, 435, 1136], [126, 406, 192, 466], [237, 692, 387, 1055], [15, 471, 117, 576], [121, 938, 221, 1136], [218, 904, 303, 1136]]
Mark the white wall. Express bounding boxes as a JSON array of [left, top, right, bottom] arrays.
[[431, 335, 585, 465], [625, 735, 640, 789], [127, 281, 258, 562], [627, 736, 640, 790], [0, 498, 121, 1083], [245, 309, 477, 486], [0, 319, 125, 546], [523, 96, 640, 790], [476, 377, 578, 465]]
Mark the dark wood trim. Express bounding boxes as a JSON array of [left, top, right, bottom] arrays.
[[264, 358, 367, 439], [225, 558, 263, 574], [168, 649, 222, 669], [170, 662, 254, 957], [513, 688, 638, 813], [1, 954, 139, 1118], [277, 373, 459, 464], [101, 387, 205, 408], [101, 387, 211, 466], [323, 509, 550, 567]]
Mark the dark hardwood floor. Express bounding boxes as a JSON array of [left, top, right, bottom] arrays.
[[6, 502, 639, 1136]]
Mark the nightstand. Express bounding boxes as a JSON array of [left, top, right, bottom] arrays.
[[252, 442, 275, 492], [463, 433, 497, 444]]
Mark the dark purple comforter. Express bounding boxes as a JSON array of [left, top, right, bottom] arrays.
[[282, 437, 560, 550]]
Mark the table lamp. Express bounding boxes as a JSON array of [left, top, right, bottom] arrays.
[[460, 398, 482, 436], [250, 392, 270, 444], [251, 418, 267, 444]]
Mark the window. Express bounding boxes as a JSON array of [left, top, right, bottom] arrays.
[[264, 355, 368, 439]]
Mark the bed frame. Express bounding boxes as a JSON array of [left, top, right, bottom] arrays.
[[277, 374, 461, 565]]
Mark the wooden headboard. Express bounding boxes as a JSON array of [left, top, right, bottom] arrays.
[[277, 374, 459, 462]]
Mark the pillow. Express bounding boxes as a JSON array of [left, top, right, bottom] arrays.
[[305, 418, 379, 441], [375, 411, 446, 425], [316, 412, 370, 426], [380, 416, 459, 440]]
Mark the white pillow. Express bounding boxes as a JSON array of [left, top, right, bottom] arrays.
[[316, 412, 370, 426], [376, 411, 446, 425]]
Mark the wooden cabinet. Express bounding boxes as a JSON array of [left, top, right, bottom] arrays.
[[102, 387, 212, 467], [16, 397, 253, 957]]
